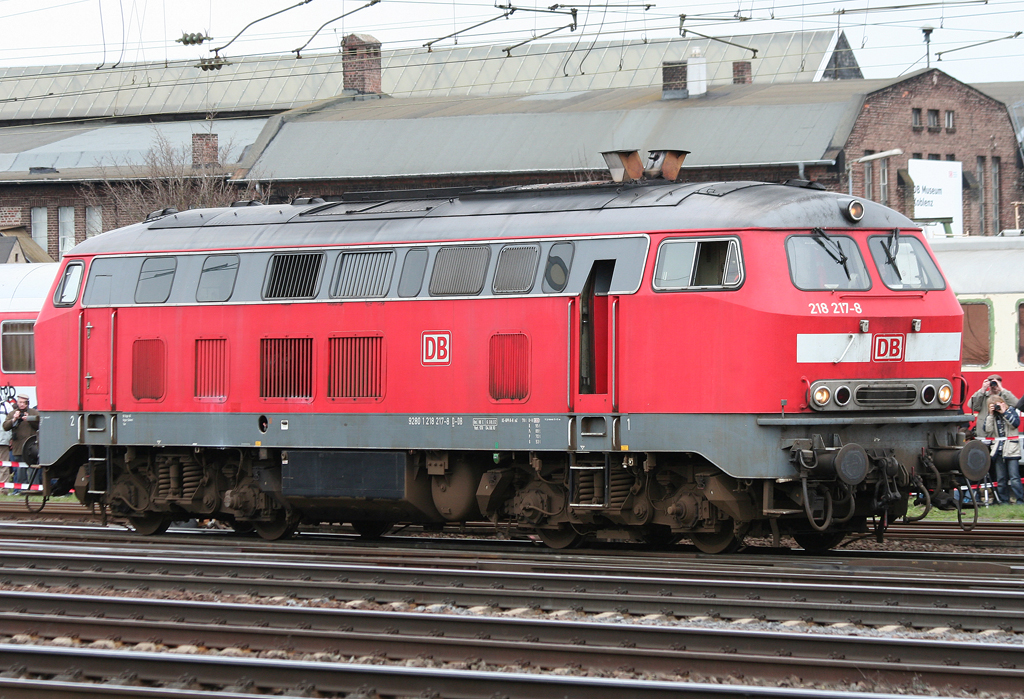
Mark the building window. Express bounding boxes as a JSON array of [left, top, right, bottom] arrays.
[[85, 206, 102, 238], [945, 110, 955, 129], [864, 158, 874, 202], [928, 109, 940, 128], [992, 157, 1001, 234], [911, 152, 922, 160], [58, 206, 75, 258], [30, 207, 47, 253], [946, 154, 956, 161], [928, 154, 941, 160], [977, 156, 987, 236], [879, 158, 889, 205], [912, 108, 922, 127]]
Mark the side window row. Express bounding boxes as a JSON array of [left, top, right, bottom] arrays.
[[57, 243, 581, 307]]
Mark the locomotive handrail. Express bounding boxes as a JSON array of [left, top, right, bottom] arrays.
[[757, 414, 972, 426]]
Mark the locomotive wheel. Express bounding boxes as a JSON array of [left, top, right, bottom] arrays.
[[792, 529, 846, 554], [254, 512, 296, 541], [351, 520, 393, 539], [129, 513, 171, 536], [537, 525, 582, 549], [689, 523, 749, 554], [230, 520, 255, 535]]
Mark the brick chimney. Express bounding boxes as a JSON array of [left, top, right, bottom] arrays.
[[662, 61, 688, 100], [733, 61, 752, 84], [343, 34, 382, 94], [192, 133, 219, 168]]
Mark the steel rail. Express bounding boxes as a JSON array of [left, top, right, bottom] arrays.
[[0, 590, 1020, 692], [2, 546, 1024, 631], [0, 644, 992, 699]]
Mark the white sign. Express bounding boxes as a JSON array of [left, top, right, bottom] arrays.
[[421, 331, 451, 365], [908, 159, 963, 237]]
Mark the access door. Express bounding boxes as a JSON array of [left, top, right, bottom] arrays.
[[574, 260, 617, 414], [81, 274, 115, 411]]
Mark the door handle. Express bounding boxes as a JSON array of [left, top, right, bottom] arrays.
[[85, 373, 92, 388], [85, 322, 93, 339]]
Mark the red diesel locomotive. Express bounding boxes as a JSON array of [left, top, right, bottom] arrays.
[[35, 178, 986, 551]]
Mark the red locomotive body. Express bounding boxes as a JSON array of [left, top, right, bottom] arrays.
[[36, 181, 983, 550]]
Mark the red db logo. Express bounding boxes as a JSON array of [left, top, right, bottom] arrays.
[[422, 331, 451, 365], [872, 334, 905, 362]]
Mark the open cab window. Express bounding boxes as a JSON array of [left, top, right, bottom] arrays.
[[868, 234, 945, 290], [786, 231, 871, 291], [653, 238, 742, 290], [53, 261, 84, 306]]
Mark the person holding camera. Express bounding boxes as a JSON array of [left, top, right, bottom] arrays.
[[982, 393, 1024, 504], [971, 375, 1017, 417], [2, 394, 38, 485]]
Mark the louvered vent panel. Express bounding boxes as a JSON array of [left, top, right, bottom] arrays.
[[195, 339, 228, 399], [328, 336, 384, 398], [332, 251, 394, 298], [489, 333, 530, 401], [493, 245, 540, 293], [429, 246, 490, 296], [132, 339, 165, 400], [260, 338, 314, 398], [265, 253, 324, 299]]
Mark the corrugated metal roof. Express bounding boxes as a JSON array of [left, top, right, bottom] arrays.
[[0, 119, 266, 178], [0, 30, 850, 123], [247, 77, 905, 180]]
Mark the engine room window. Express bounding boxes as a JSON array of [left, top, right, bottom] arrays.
[[429, 246, 490, 296], [264, 252, 324, 300], [135, 257, 177, 304], [493, 245, 540, 294], [654, 239, 742, 290], [962, 302, 991, 366], [331, 250, 394, 298], [53, 261, 84, 306], [868, 235, 945, 290], [786, 233, 871, 291], [196, 255, 240, 303], [1, 321, 35, 373], [398, 248, 428, 297], [542, 243, 574, 293]]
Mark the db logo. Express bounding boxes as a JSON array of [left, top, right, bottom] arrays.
[[422, 331, 451, 366], [872, 334, 905, 362]]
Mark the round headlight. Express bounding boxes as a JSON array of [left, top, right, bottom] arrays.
[[834, 385, 852, 406], [813, 386, 831, 406], [842, 199, 865, 222], [921, 384, 937, 404], [938, 384, 952, 405]]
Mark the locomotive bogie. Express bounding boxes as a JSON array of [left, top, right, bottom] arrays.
[[35, 180, 981, 550]]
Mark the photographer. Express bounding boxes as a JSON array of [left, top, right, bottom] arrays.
[[982, 394, 1024, 504], [2, 394, 38, 485], [971, 375, 1017, 416]]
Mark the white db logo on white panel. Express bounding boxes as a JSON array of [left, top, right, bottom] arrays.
[[422, 331, 451, 365]]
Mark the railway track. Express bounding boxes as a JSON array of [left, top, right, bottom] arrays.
[[0, 588, 1020, 693]]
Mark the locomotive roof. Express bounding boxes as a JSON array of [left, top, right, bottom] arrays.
[[0, 263, 58, 312], [70, 180, 915, 257], [930, 236, 1024, 295]]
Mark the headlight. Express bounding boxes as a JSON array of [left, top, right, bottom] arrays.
[[921, 385, 936, 404], [834, 386, 852, 406], [813, 386, 831, 406], [842, 199, 865, 222], [938, 384, 952, 405]]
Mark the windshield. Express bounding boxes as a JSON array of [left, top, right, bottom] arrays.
[[868, 234, 945, 290], [786, 233, 871, 291]]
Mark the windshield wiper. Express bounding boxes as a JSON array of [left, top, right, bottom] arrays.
[[811, 227, 851, 280], [881, 228, 902, 281]]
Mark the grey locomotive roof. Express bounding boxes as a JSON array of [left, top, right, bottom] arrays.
[[70, 181, 914, 257], [245, 76, 912, 181], [930, 237, 1024, 295], [0, 30, 849, 123]]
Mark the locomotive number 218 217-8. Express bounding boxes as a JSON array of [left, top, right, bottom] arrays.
[[808, 302, 864, 315]]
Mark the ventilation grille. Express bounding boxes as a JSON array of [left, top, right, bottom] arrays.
[[493, 245, 540, 293], [489, 333, 530, 401], [265, 253, 324, 299], [332, 251, 394, 298], [260, 338, 314, 398], [132, 339, 165, 400], [855, 384, 917, 407], [195, 338, 228, 400], [429, 246, 489, 296], [328, 336, 384, 399]]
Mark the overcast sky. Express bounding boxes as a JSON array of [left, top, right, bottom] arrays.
[[1, 0, 1020, 85]]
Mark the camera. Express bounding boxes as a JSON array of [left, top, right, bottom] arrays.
[[990, 380, 999, 390]]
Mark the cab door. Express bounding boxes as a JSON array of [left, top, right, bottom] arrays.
[[81, 273, 115, 411], [574, 260, 617, 414]]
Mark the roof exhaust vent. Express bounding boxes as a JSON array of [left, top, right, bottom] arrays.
[[645, 150, 690, 181], [601, 150, 644, 183]]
